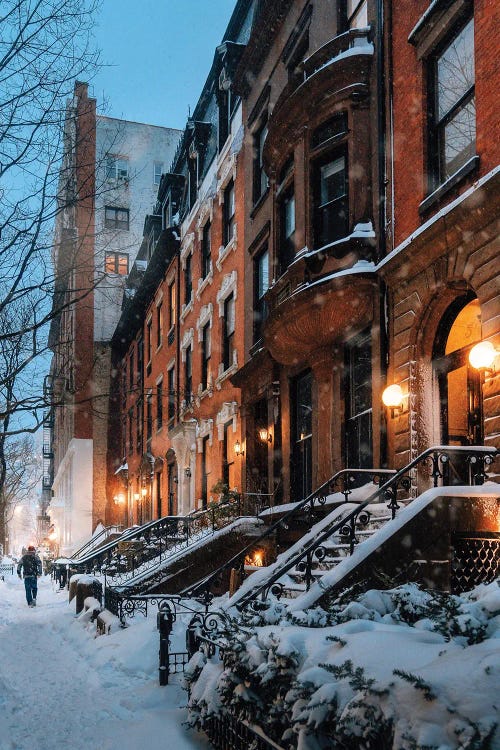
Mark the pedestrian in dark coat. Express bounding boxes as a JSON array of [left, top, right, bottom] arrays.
[[17, 546, 42, 607]]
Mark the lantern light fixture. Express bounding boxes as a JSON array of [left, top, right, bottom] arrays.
[[234, 439, 244, 457], [141, 487, 147, 497], [258, 428, 272, 444], [382, 384, 404, 417], [468, 341, 498, 372], [133, 492, 140, 501]]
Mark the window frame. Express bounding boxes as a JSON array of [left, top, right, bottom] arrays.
[[156, 301, 163, 349], [104, 206, 129, 231], [156, 378, 163, 431], [167, 366, 176, 425], [312, 147, 349, 250], [154, 161, 163, 185], [201, 221, 212, 279], [253, 119, 268, 205], [184, 345, 193, 403], [223, 179, 235, 247], [427, 15, 475, 190], [223, 293, 235, 371], [184, 253, 193, 306], [106, 155, 129, 181], [201, 322, 211, 391], [253, 245, 270, 344], [105, 251, 129, 276]]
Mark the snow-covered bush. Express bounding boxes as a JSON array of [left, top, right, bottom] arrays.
[[187, 579, 500, 750]]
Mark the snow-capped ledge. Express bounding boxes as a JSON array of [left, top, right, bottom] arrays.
[[288, 482, 500, 613]]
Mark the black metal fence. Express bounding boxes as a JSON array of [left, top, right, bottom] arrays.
[[451, 532, 500, 594], [205, 715, 284, 750], [0, 563, 14, 580]]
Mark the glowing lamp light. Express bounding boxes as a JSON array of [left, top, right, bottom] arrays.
[[133, 492, 140, 501], [234, 440, 244, 457], [113, 493, 126, 505], [141, 487, 147, 497], [258, 428, 272, 444], [382, 384, 404, 409], [48, 530, 57, 541], [468, 341, 497, 371]]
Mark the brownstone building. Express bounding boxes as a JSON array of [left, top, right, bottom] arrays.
[[108, 1, 254, 525], [106, 0, 498, 534]]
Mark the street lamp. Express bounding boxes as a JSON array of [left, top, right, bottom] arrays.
[[469, 341, 498, 372]]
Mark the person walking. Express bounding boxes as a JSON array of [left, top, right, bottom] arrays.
[[17, 545, 42, 607]]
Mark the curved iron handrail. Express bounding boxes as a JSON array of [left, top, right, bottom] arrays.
[[71, 524, 124, 560], [181, 467, 396, 606], [234, 445, 498, 609], [57, 498, 244, 583]]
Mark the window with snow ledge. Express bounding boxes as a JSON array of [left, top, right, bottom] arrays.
[[425, 15, 476, 197]]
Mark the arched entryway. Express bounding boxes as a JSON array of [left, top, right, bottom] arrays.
[[433, 295, 483, 445]]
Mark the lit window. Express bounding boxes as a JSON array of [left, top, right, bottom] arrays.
[[429, 18, 475, 186], [105, 252, 129, 275], [104, 206, 129, 230]]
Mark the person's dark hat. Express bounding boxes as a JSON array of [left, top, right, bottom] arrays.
[[27, 545, 36, 551]]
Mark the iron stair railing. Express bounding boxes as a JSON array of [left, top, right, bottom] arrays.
[[59, 497, 246, 587], [233, 445, 498, 610], [71, 525, 124, 560], [181, 468, 397, 607]]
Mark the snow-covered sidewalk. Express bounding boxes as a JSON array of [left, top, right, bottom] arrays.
[[0, 573, 209, 750]]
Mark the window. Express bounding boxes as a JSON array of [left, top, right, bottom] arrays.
[[184, 254, 192, 305], [168, 281, 176, 330], [223, 293, 235, 371], [146, 318, 152, 367], [279, 187, 295, 273], [254, 247, 269, 343], [157, 379, 163, 430], [104, 206, 129, 230], [129, 350, 134, 389], [201, 221, 212, 279], [128, 408, 133, 453], [201, 322, 211, 391], [168, 367, 175, 423], [184, 346, 192, 402], [188, 155, 198, 209], [154, 161, 163, 185], [137, 335, 144, 391], [429, 17, 475, 186], [106, 155, 129, 181], [218, 86, 235, 150], [345, 0, 368, 29], [313, 152, 348, 248], [136, 399, 143, 453], [253, 121, 268, 204], [223, 179, 235, 246], [105, 252, 129, 275], [311, 113, 348, 149], [146, 392, 153, 443], [156, 302, 163, 348]]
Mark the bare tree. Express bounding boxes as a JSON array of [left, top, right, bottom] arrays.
[[0, 0, 102, 549]]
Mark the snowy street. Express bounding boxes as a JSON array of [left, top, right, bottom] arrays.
[[0, 573, 209, 750]]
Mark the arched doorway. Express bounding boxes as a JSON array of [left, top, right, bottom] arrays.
[[433, 296, 483, 466]]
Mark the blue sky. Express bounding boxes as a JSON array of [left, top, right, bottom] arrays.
[[91, 0, 236, 130]]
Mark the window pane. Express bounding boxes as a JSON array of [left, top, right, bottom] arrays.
[[437, 19, 474, 120], [118, 254, 129, 275], [105, 254, 116, 273], [226, 295, 235, 335], [258, 250, 269, 299], [284, 195, 295, 239], [320, 156, 346, 206], [442, 98, 476, 177], [348, 0, 368, 29]]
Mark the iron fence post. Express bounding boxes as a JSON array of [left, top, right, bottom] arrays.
[[157, 603, 174, 686]]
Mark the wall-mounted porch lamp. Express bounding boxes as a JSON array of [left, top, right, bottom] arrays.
[[133, 492, 140, 502], [234, 440, 244, 457], [382, 384, 404, 418], [468, 341, 498, 373], [258, 427, 272, 444], [113, 493, 126, 505]]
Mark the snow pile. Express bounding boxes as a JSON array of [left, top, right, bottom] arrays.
[[187, 580, 500, 749]]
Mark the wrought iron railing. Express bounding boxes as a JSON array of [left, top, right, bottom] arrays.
[[181, 468, 396, 607], [61, 498, 246, 589], [71, 524, 124, 561], [233, 445, 498, 610], [302, 27, 372, 79]]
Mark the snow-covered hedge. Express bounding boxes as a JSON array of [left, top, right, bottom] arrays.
[[186, 580, 500, 750]]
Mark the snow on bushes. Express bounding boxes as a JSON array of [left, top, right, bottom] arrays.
[[186, 580, 500, 749]]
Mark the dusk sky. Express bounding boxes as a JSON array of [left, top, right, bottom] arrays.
[[92, 0, 236, 129]]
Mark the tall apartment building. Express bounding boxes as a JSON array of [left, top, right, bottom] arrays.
[[46, 82, 181, 555]]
